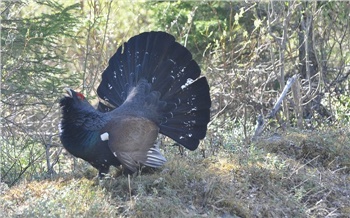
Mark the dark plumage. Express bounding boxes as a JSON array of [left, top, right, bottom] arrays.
[[59, 31, 211, 177]]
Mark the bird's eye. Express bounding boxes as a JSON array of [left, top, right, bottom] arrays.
[[77, 92, 85, 100]]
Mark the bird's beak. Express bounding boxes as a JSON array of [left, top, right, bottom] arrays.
[[64, 88, 73, 98]]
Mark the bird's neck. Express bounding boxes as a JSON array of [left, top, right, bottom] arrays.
[[60, 109, 107, 157]]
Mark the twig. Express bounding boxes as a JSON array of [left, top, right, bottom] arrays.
[[128, 174, 132, 202]]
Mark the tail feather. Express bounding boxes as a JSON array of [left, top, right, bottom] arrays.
[[163, 77, 211, 112], [159, 125, 203, 150], [98, 32, 200, 110], [160, 61, 200, 99], [159, 78, 211, 150], [97, 31, 211, 150]]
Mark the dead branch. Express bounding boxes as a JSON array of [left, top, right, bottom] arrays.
[[252, 74, 299, 141], [268, 74, 300, 118]]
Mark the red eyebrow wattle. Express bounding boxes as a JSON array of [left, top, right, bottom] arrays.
[[77, 92, 85, 100]]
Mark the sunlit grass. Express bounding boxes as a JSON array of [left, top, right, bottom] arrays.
[[2, 127, 349, 217]]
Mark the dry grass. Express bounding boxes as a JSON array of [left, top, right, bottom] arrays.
[[1, 128, 349, 217]]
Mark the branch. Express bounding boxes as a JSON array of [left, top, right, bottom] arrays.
[[268, 74, 299, 118], [252, 74, 299, 141]]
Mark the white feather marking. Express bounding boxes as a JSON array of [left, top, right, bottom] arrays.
[[181, 78, 194, 89], [100, 132, 109, 141], [145, 146, 166, 167], [58, 123, 62, 134], [147, 154, 166, 161]]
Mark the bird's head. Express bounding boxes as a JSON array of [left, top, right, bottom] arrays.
[[60, 88, 93, 113]]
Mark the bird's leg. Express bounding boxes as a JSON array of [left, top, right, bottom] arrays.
[[121, 167, 135, 176]]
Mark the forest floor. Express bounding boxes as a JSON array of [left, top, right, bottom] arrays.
[[1, 127, 350, 217]]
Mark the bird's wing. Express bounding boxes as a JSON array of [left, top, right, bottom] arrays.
[[103, 116, 166, 173]]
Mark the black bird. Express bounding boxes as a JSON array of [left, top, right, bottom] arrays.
[[59, 31, 211, 177]]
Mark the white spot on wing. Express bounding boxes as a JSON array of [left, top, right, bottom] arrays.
[[100, 132, 109, 141]]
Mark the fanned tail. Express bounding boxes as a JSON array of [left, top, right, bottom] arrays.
[[97, 31, 211, 150]]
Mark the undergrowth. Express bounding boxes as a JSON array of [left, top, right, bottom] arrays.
[[1, 127, 349, 217]]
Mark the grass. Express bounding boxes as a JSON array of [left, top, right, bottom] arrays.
[[1, 127, 349, 217]]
